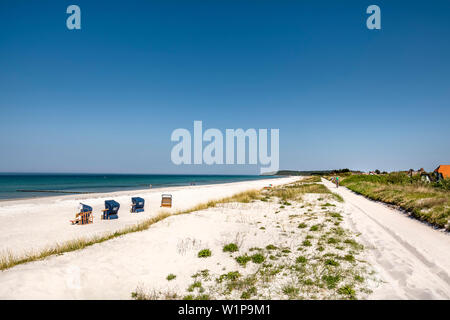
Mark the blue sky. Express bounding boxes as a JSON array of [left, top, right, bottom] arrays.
[[0, 0, 449, 174]]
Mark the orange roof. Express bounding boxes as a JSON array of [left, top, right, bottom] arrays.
[[435, 165, 450, 178]]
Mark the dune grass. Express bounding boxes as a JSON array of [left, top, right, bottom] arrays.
[[179, 189, 261, 215], [341, 174, 450, 229], [268, 180, 342, 203], [0, 189, 262, 272], [132, 190, 370, 300], [300, 176, 322, 183], [0, 213, 170, 271]]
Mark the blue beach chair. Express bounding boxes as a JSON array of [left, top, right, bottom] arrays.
[[102, 200, 120, 220], [131, 197, 145, 213], [71, 203, 93, 225]]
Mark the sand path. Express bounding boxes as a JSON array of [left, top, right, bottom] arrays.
[[321, 178, 450, 299]]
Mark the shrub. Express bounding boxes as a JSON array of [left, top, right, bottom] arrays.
[[217, 271, 241, 283], [223, 243, 239, 252], [434, 179, 450, 191], [338, 285, 356, 299], [251, 253, 265, 264], [235, 255, 251, 266], [187, 281, 202, 292], [322, 274, 340, 289], [198, 249, 212, 258]]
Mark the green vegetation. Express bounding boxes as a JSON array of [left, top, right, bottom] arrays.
[[275, 169, 355, 176], [223, 243, 239, 252], [240, 287, 257, 299], [235, 254, 251, 267], [282, 285, 300, 298], [338, 285, 356, 299], [250, 253, 265, 264], [217, 271, 241, 283], [341, 173, 450, 229], [197, 249, 212, 258], [322, 274, 341, 289], [325, 259, 340, 267], [301, 176, 322, 183], [166, 274, 176, 281], [296, 256, 307, 264], [302, 240, 312, 247], [192, 269, 210, 279], [187, 281, 203, 292], [267, 182, 336, 202]]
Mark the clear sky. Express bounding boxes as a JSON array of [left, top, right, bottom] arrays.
[[1, 0, 449, 174]]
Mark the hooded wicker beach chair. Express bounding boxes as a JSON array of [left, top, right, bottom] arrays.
[[131, 197, 145, 213], [102, 200, 120, 220], [161, 194, 172, 208], [71, 203, 93, 225]]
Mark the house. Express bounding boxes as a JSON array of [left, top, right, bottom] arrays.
[[408, 168, 426, 177], [434, 165, 450, 180]]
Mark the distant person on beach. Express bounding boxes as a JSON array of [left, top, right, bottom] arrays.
[[335, 176, 340, 188]]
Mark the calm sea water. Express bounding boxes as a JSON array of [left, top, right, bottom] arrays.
[[0, 174, 276, 200]]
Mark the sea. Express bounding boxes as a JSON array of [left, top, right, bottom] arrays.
[[0, 173, 277, 200]]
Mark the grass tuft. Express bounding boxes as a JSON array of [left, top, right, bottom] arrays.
[[223, 243, 239, 252], [198, 249, 212, 258]]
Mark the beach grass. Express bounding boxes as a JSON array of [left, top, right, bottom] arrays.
[[300, 176, 322, 183], [131, 184, 371, 300], [340, 174, 450, 229], [267, 180, 343, 203], [0, 189, 262, 271]]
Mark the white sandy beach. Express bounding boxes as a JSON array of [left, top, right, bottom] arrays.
[[0, 177, 297, 258], [0, 176, 368, 300], [0, 177, 449, 299]]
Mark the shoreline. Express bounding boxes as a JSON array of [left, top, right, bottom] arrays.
[[0, 176, 298, 258], [0, 175, 282, 203]]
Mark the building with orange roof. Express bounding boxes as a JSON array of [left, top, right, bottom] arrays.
[[434, 165, 450, 179]]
